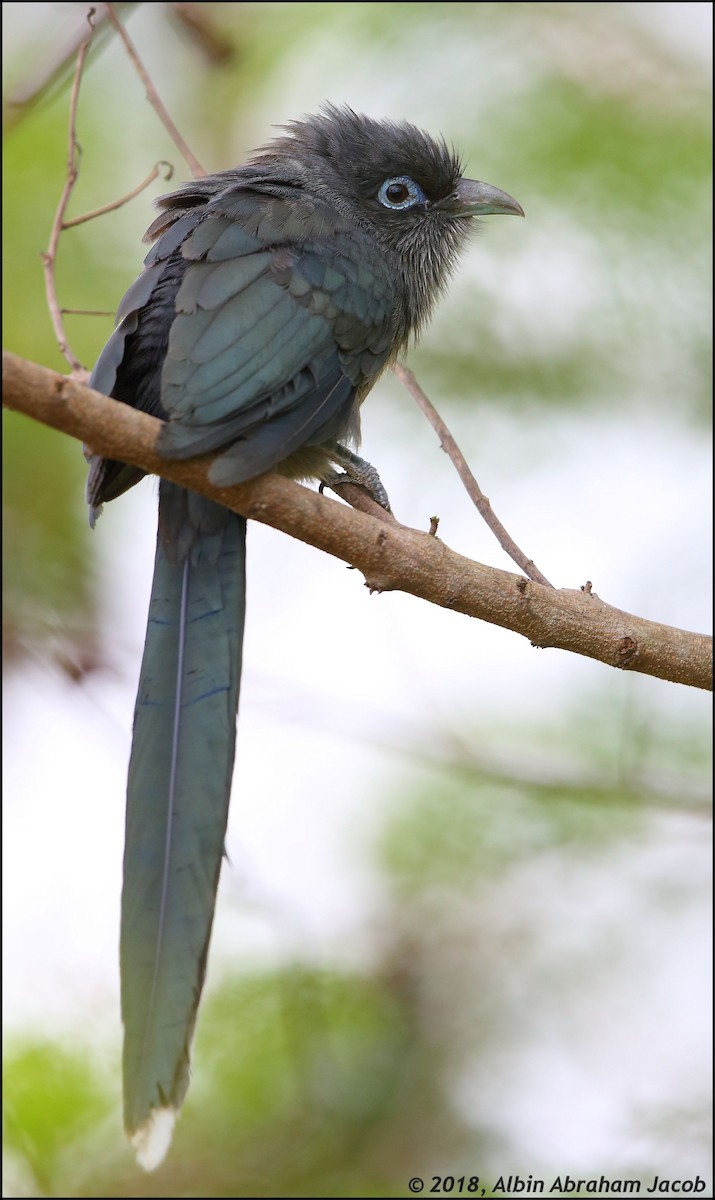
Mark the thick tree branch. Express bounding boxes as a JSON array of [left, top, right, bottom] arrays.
[[4, 350, 712, 693]]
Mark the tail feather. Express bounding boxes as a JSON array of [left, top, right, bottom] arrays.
[[120, 482, 246, 1166]]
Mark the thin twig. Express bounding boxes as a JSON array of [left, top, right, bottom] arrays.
[[62, 161, 174, 228], [61, 309, 115, 317], [41, 8, 97, 377], [393, 362, 554, 588], [105, 3, 206, 177]]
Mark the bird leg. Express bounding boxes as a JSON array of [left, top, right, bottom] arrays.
[[322, 444, 393, 513]]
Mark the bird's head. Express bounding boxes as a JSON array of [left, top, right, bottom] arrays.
[[254, 104, 524, 332]]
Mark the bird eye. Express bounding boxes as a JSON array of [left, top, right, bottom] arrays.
[[377, 176, 426, 210]]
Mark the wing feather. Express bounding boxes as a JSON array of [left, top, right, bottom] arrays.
[[92, 187, 397, 499]]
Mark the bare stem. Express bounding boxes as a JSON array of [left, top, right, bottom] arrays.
[[61, 308, 115, 317], [62, 161, 174, 228], [393, 362, 554, 588], [105, 3, 206, 177], [41, 7, 97, 376]]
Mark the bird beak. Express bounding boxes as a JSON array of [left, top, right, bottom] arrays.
[[441, 178, 525, 218]]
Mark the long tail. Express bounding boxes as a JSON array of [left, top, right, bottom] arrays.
[[120, 481, 246, 1170]]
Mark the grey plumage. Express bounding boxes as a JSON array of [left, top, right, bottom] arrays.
[[86, 104, 522, 1168]]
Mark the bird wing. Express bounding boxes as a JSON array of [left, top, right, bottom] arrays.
[[86, 211, 208, 517], [88, 186, 396, 508], [152, 186, 397, 485]]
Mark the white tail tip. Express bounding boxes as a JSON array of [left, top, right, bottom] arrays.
[[131, 1106, 176, 1171]]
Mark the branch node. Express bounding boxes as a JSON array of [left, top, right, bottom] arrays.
[[614, 635, 639, 669], [364, 576, 389, 595]]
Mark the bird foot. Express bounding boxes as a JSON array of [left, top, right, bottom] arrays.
[[322, 446, 393, 513]]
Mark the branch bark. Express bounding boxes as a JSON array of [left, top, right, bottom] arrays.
[[4, 350, 712, 693]]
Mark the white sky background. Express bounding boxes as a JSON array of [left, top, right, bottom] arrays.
[[3, 0, 712, 1185]]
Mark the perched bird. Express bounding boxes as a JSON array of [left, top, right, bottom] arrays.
[[86, 104, 523, 1169]]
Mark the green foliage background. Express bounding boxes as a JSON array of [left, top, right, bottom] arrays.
[[3, 3, 711, 1196]]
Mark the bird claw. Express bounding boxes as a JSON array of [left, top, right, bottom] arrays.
[[323, 446, 393, 513]]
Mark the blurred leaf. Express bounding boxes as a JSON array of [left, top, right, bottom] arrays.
[[2, 411, 97, 670], [3, 1040, 113, 1194]]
